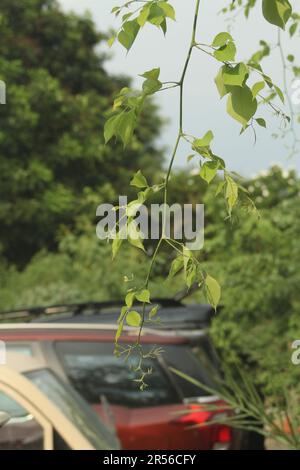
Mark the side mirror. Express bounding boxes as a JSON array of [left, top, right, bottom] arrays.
[[0, 411, 10, 428]]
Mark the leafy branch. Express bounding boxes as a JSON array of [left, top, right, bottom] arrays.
[[223, 0, 300, 155], [103, 0, 295, 372]]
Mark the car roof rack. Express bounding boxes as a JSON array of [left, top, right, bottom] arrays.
[[0, 298, 183, 323]]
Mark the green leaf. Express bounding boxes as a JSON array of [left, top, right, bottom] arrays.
[[262, 74, 273, 88], [215, 67, 233, 98], [159, 2, 176, 20], [183, 246, 192, 274], [252, 81, 265, 98], [112, 234, 123, 259], [205, 274, 221, 311], [216, 180, 226, 196], [227, 86, 257, 126], [118, 110, 137, 147], [122, 12, 133, 22], [274, 85, 285, 103], [225, 175, 239, 214], [136, 289, 151, 303], [212, 32, 234, 48], [262, 0, 292, 30], [256, 117, 267, 128], [148, 4, 165, 26], [289, 22, 297, 36], [193, 130, 214, 148], [160, 18, 167, 35], [130, 170, 149, 188], [186, 262, 197, 289], [141, 68, 161, 81], [126, 311, 141, 327], [118, 20, 140, 50], [107, 36, 116, 48], [192, 131, 214, 158], [128, 234, 146, 252], [104, 110, 137, 147], [168, 256, 184, 279], [104, 114, 121, 143], [214, 41, 236, 62], [200, 161, 219, 184], [118, 306, 128, 324], [137, 4, 151, 26], [115, 321, 124, 342], [125, 291, 135, 308], [149, 305, 159, 319], [141, 68, 162, 94], [222, 63, 249, 87]]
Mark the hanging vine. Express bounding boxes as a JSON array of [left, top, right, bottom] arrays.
[[102, 0, 296, 388]]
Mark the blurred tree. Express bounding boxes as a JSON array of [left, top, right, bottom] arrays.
[[0, 165, 299, 401], [198, 166, 300, 398], [0, 0, 164, 266]]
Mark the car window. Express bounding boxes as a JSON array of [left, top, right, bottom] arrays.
[[26, 369, 119, 450], [163, 345, 219, 399], [0, 391, 44, 450], [0, 391, 27, 418], [5, 344, 33, 357], [55, 341, 180, 408]]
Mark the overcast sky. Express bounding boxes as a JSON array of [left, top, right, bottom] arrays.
[[59, 0, 300, 177]]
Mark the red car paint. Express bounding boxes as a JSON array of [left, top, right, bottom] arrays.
[[0, 326, 232, 450], [93, 402, 230, 450]]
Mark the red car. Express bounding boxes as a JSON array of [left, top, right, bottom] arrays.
[[0, 320, 232, 450]]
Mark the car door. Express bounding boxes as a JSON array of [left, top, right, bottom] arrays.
[[0, 382, 52, 450]]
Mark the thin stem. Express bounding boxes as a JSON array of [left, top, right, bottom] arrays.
[[138, 0, 202, 336], [277, 28, 299, 156], [179, 0, 201, 132]]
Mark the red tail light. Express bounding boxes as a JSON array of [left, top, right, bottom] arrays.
[[172, 404, 212, 426], [172, 405, 232, 450], [215, 425, 232, 443]]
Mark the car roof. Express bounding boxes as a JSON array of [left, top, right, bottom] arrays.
[[0, 323, 198, 345], [0, 301, 214, 330]]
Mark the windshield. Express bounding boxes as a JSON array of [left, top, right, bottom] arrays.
[[26, 369, 119, 450], [55, 341, 179, 408]]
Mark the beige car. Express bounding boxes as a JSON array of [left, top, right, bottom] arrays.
[[0, 353, 120, 450]]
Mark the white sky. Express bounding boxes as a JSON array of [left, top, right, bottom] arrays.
[[59, 0, 300, 176]]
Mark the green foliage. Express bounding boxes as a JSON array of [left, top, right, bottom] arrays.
[[262, 0, 292, 29], [0, 0, 299, 404], [172, 364, 300, 450], [204, 274, 221, 311], [102, 0, 298, 346], [0, 164, 300, 409], [109, 1, 176, 51], [198, 167, 300, 400], [0, 0, 164, 266], [104, 68, 162, 148]]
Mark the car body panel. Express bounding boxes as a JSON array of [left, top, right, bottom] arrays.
[[0, 324, 231, 450], [0, 359, 93, 450], [93, 403, 220, 450], [0, 353, 119, 450]]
